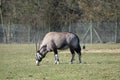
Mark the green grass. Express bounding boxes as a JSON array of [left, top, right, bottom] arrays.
[[0, 44, 120, 80]]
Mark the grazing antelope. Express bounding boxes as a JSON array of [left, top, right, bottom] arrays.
[[36, 32, 81, 66]]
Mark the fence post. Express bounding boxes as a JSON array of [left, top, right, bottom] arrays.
[[115, 22, 117, 43], [90, 21, 93, 44], [115, 1, 118, 43], [27, 26, 30, 43]]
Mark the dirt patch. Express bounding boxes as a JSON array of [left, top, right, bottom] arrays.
[[82, 49, 120, 53]]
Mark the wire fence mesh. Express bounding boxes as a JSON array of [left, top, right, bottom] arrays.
[[0, 22, 120, 44]]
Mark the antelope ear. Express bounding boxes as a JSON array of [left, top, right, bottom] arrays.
[[39, 45, 47, 52], [42, 45, 47, 49]]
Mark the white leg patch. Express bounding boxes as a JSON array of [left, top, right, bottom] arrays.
[[55, 60, 59, 64], [54, 54, 59, 64]]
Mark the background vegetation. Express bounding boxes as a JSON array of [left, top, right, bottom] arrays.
[[1, 0, 120, 26]]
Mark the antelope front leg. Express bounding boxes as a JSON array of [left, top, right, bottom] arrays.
[[54, 54, 59, 64], [54, 49, 59, 64]]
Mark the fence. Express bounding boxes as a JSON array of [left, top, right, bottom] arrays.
[[0, 22, 120, 44]]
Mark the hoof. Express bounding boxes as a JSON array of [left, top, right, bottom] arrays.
[[54, 61, 59, 64]]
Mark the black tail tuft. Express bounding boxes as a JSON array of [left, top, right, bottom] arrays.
[[83, 45, 86, 49]]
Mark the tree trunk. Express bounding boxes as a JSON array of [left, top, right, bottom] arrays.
[[0, 0, 5, 43]]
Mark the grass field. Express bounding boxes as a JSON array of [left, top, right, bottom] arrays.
[[0, 44, 120, 80]]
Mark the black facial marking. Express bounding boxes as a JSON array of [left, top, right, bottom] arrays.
[[37, 50, 40, 53]]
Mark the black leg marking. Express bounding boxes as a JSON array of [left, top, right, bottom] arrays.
[[70, 48, 75, 64]]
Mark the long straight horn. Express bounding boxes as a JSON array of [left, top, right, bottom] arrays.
[[36, 41, 42, 53], [35, 42, 38, 53], [38, 42, 41, 50]]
